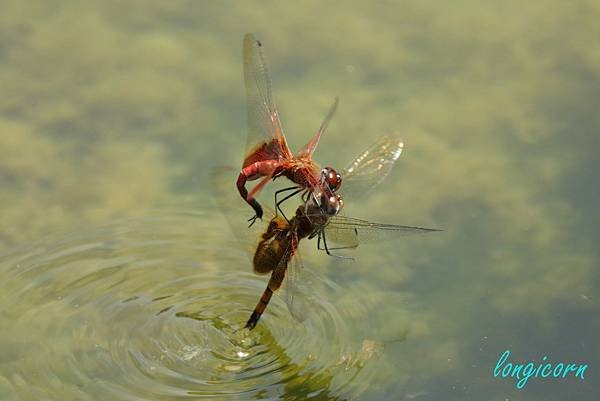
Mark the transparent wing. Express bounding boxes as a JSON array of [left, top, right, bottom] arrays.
[[297, 97, 339, 158], [340, 135, 404, 201], [304, 210, 441, 248], [280, 234, 309, 323], [268, 251, 288, 292], [321, 218, 359, 249], [258, 230, 307, 323], [242, 33, 292, 167]]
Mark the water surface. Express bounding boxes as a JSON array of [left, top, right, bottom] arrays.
[[1, 1, 599, 400]]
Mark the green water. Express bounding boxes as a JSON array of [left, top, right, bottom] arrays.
[[1, 1, 598, 400]]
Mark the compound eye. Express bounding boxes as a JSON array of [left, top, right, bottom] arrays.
[[319, 193, 342, 216], [321, 167, 342, 191]]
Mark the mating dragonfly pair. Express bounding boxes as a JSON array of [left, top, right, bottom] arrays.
[[228, 34, 439, 330]]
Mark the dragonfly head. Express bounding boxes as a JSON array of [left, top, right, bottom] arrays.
[[317, 192, 344, 216], [320, 167, 342, 192]]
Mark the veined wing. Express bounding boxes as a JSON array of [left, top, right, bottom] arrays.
[[340, 135, 404, 201], [255, 234, 309, 325], [280, 232, 309, 323], [296, 97, 339, 159], [320, 212, 441, 248], [242, 33, 292, 167]]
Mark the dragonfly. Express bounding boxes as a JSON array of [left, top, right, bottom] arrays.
[[245, 195, 439, 330], [214, 135, 441, 330], [237, 33, 343, 226]]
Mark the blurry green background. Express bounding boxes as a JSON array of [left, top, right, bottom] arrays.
[[1, 1, 599, 400]]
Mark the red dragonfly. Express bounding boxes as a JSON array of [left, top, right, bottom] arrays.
[[214, 135, 441, 330], [237, 33, 343, 225]]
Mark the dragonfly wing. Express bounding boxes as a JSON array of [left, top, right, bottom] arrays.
[[321, 223, 360, 249], [243, 34, 292, 167], [340, 135, 404, 200], [320, 212, 441, 247], [268, 253, 288, 292], [297, 97, 339, 158], [280, 233, 310, 323]]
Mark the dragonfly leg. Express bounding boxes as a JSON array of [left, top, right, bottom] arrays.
[[318, 232, 355, 260], [238, 175, 264, 227], [247, 213, 260, 228], [241, 174, 274, 227], [301, 190, 311, 203], [274, 186, 303, 222], [302, 190, 314, 215]]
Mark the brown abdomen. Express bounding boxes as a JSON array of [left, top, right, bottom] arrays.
[[254, 236, 291, 272]]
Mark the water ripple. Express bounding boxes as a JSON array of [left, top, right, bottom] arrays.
[[0, 210, 385, 400]]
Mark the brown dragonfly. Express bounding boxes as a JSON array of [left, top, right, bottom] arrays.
[[215, 135, 440, 330], [237, 33, 343, 225], [245, 195, 439, 330]]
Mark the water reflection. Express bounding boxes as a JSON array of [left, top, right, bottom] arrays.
[[0, 209, 388, 400]]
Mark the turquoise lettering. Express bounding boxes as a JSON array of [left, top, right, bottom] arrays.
[[516, 363, 535, 389], [541, 364, 552, 377], [575, 364, 588, 379], [492, 351, 587, 388], [502, 363, 513, 378], [535, 356, 548, 377], [494, 350, 510, 377], [562, 364, 578, 378], [552, 363, 564, 378]]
